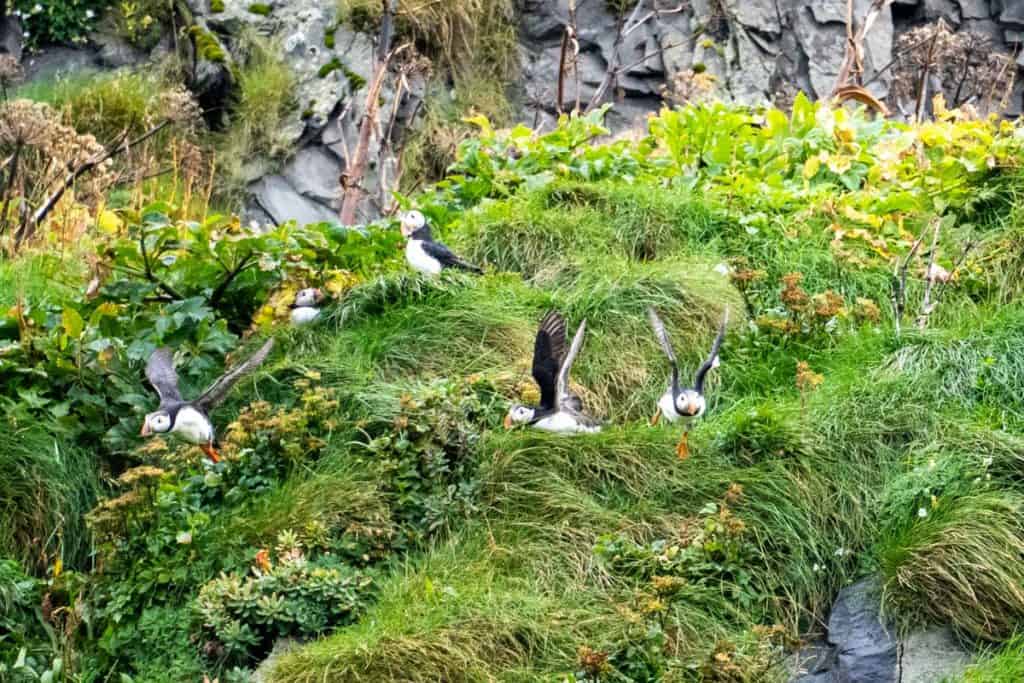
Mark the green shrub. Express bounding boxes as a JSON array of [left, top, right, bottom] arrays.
[[195, 532, 373, 662], [247, 3, 272, 15], [14, 0, 107, 49]]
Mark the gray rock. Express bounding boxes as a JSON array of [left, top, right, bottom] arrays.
[[0, 15, 22, 62], [957, 0, 992, 20], [922, 0, 962, 23], [250, 175, 339, 226], [282, 146, 342, 207], [252, 637, 300, 683], [901, 627, 971, 683], [995, 0, 1024, 25], [93, 31, 147, 69], [827, 577, 899, 683]]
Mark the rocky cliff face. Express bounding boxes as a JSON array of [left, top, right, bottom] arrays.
[[11, 0, 1024, 226], [517, 0, 1024, 129]]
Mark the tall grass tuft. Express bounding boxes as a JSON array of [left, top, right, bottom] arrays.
[[0, 423, 101, 572], [879, 492, 1024, 641]]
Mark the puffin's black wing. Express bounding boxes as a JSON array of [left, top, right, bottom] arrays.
[[647, 308, 680, 394], [195, 339, 275, 412], [146, 348, 183, 405], [694, 307, 729, 394], [531, 311, 565, 411], [556, 318, 587, 408], [421, 241, 482, 274]]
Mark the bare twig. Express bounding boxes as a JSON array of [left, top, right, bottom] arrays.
[[915, 217, 943, 329], [913, 27, 943, 122], [339, 0, 400, 226], [26, 119, 171, 238], [931, 238, 976, 309], [891, 221, 930, 336], [208, 252, 256, 310], [831, 0, 894, 96]]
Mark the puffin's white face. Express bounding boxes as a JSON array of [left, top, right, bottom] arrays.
[[400, 210, 426, 237], [675, 390, 705, 417], [294, 288, 323, 307], [141, 411, 172, 436], [503, 405, 535, 429]]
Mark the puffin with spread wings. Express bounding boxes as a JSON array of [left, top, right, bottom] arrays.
[[648, 307, 728, 459], [140, 339, 275, 462], [400, 210, 483, 276], [504, 311, 601, 434]]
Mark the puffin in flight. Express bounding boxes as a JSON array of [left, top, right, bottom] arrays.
[[504, 310, 601, 434], [140, 339, 275, 462], [400, 210, 482, 276], [648, 307, 728, 459], [290, 287, 324, 325]]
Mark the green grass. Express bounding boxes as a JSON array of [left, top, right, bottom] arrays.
[[9, 129, 1024, 679], [0, 422, 101, 572]]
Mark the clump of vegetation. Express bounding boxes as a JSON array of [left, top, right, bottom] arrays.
[[195, 531, 373, 663], [247, 2, 272, 16], [13, 0, 107, 49], [190, 26, 228, 64]]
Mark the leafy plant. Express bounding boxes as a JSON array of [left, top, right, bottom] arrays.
[[195, 532, 373, 663], [12, 0, 107, 49]]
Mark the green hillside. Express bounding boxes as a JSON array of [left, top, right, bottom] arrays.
[[5, 97, 1024, 681]]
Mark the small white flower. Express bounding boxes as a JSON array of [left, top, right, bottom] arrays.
[[713, 263, 730, 276], [745, 226, 759, 235], [983, 456, 993, 467], [813, 563, 822, 572], [31, 4, 42, 13], [176, 531, 193, 545], [85, 9, 95, 19], [917, 507, 928, 518], [834, 548, 848, 557]]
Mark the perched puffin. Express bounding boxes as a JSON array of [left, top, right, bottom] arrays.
[[400, 210, 482, 276], [648, 307, 728, 459], [290, 287, 324, 325], [140, 339, 275, 462], [504, 310, 601, 434]]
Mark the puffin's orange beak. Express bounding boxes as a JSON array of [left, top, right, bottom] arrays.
[[140, 421, 151, 437], [503, 413, 514, 430]]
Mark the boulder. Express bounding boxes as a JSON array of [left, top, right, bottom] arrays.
[[788, 576, 975, 683], [250, 174, 339, 227], [827, 577, 899, 682]]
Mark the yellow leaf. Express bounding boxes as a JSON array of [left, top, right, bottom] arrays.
[[96, 210, 123, 234], [802, 156, 821, 180]]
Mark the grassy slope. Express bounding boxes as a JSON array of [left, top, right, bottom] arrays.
[[5, 169, 1024, 679], [249, 180, 1024, 679]]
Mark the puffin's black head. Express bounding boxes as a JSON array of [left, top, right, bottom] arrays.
[[400, 210, 427, 238], [293, 288, 324, 307], [504, 404, 535, 429], [141, 410, 173, 436]]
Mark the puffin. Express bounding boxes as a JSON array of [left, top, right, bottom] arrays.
[[400, 210, 482, 276], [290, 287, 324, 325], [648, 307, 728, 459], [140, 338, 275, 462], [504, 310, 601, 434]]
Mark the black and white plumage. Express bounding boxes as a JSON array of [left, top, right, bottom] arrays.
[[504, 311, 601, 434], [648, 307, 727, 457], [400, 210, 482, 276], [140, 339, 275, 461], [290, 288, 324, 325]]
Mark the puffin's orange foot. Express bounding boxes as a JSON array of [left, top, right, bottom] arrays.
[[201, 443, 221, 463], [675, 433, 690, 460], [650, 408, 662, 427]]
